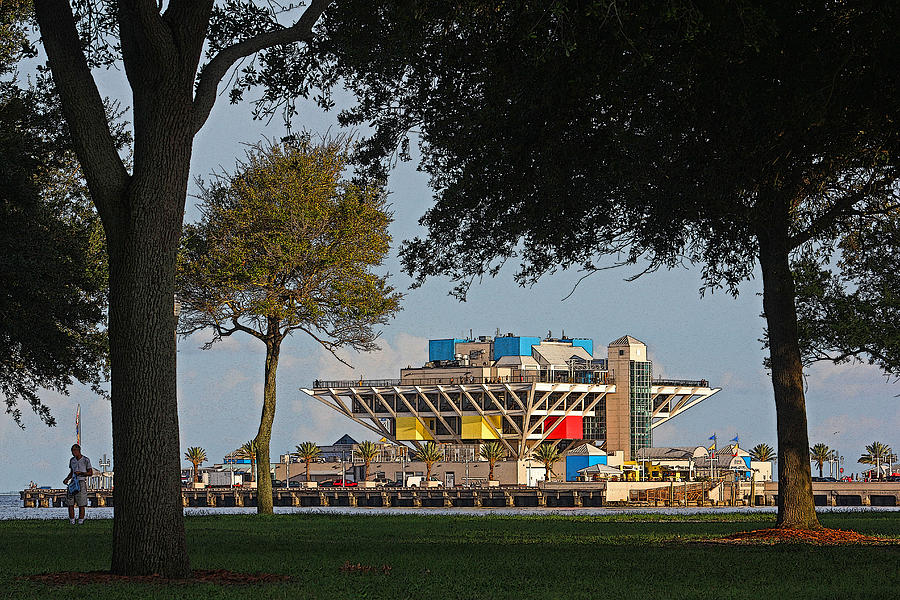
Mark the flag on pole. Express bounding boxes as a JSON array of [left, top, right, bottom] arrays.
[[730, 435, 739, 456], [708, 434, 717, 457], [75, 404, 81, 446]]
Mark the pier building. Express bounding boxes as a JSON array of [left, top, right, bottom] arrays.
[[303, 333, 720, 461]]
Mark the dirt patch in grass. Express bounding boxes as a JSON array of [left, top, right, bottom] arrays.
[[23, 569, 292, 586], [704, 527, 898, 546]]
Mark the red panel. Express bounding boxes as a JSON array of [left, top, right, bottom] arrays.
[[543, 416, 583, 440]]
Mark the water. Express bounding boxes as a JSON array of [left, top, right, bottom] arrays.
[[3, 494, 898, 520]]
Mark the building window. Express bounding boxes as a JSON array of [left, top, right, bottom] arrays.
[[619, 349, 624, 356], [629, 360, 653, 458]]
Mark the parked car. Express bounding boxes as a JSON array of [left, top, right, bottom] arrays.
[[886, 475, 900, 482], [406, 476, 443, 488], [370, 477, 393, 488], [325, 479, 358, 487], [288, 480, 302, 489], [812, 477, 838, 482], [272, 479, 285, 488]]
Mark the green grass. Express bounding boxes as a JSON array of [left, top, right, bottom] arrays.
[[1, 512, 899, 599]]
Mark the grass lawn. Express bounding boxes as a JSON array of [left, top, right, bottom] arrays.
[[1, 511, 898, 599]]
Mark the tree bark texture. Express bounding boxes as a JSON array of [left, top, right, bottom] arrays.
[[108, 102, 195, 576], [757, 198, 821, 530], [255, 331, 281, 514]]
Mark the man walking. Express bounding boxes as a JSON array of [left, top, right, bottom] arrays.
[[63, 444, 94, 524]]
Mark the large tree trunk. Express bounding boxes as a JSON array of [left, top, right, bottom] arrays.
[[757, 200, 820, 530], [108, 178, 191, 576], [255, 333, 281, 514]]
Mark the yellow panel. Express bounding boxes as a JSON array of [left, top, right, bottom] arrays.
[[462, 415, 502, 440], [396, 417, 434, 441]]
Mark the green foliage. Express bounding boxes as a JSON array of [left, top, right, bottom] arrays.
[[858, 442, 896, 474], [295, 441, 321, 462], [809, 443, 832, 478], [184, 446, 207, 483], [479, 441, 505, 462], [356, 440, 378, 480], [793, 214, 900, 376], [479, 441, 505, 480], [415, 441, 443, 480], [0, 0, 34, 74], [296, 441, 321, 482], [0, 80, 109, 427], [315, 0, 900, 319], [177, 135, 401, 356], [749, 443, 776, 463], [533, 443, 560, 480]]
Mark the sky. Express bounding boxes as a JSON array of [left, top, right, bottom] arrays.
[[2, 50, 898, 492]]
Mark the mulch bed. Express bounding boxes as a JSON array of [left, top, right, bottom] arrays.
[[705, 527, 898, 546], [24, 569, 293, 586]]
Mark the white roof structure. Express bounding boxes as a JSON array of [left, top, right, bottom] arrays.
[[532, 343, 593, 367], [639, 446, 709, 460], [494, 354, 541, 368], [577, 463, 623, 475], [567, 443, 606, 456]]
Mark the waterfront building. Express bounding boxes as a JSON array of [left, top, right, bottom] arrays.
[[303, 333, 720, 464]]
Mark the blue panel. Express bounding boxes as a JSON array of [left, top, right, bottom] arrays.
[[429, 339, 457, 362], [493, 336, 541, 360], [741, 456, 752, 476], [565, 455, 607, 481], [569, 338, 593, 356], [566, 456, 588, 481]]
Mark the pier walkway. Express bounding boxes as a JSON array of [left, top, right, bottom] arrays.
[[20, 481, 899, 510]]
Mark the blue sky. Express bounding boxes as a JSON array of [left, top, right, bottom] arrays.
[[1, 63, 897, 492]]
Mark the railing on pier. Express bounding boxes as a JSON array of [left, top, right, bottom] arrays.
[[652, 378, 709, 387], [313, 373, 612, 389], [629, 481, 711, 505]]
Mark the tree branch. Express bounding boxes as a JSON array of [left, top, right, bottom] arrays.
[[32, 0, 130, 229], [297, 324, 353, 368], [191, 0, 331, 133], [789, 175, 885, 249], [116, 1, 178, 91]]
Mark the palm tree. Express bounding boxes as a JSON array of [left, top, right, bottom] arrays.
[[184, 447, 207, 484], [809, 443, 831, 478], [295, 442, 321, 483], [415, 441, 443, 482], [479, 441, 505, 481], [749, 443, 777, 463], [858, 441, 895, 480], [237, 439, 259, 485], [533, 443, 560, 482], [356, 440, 379, 481]]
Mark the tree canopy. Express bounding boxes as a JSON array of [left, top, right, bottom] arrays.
[[308, 0, 900, 529], [178, 137, 400, 359], [1, 3, 109, 427]]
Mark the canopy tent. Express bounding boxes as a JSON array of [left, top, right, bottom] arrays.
[[577, 463, 623, 475]]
